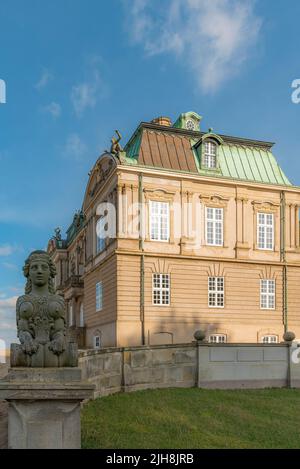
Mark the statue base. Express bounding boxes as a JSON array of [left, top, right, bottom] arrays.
[[0, 368, 94, 449], [10, 341, 78, 368]]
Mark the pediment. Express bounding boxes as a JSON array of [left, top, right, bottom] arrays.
[[83, 152, 118, 211]]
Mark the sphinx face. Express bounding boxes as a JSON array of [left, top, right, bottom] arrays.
[[29, 260, 50, 287]]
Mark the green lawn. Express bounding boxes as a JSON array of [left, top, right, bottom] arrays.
[[81, 388, 300, 449]]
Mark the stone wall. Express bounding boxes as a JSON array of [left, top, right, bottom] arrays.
[[79, 347, 123, 397], [78, 342, 296, 397], [79, 344, 197, 398], [197, 344, 289, 389]]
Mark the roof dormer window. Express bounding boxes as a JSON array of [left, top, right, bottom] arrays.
[[194, 132, 223, 173], [204, 140, 217, 169], [173, 112, 202, 132]]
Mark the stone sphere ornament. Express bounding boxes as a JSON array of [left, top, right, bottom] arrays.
[[194, 330, 206, 342], [10, 250, 78, 367], [283, 331, 296, 343]]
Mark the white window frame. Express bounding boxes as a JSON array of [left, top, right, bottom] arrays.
[[205, 207, 223, 246], [209, 334, 227, 344], [262, 335, 278, 344], [208, 277, 225, 308], [96, 217, 106, 254], [152, 273, 170, 306], [149, 200, 170, 242], [257, 212, 274, 250], [203, 141, 217, 169], [260, 279, 275, 310], [96, 281, 103, 312], [94, 335, 101, 349]]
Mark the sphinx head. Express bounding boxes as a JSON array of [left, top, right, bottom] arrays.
[[23, 250, 56, 294]]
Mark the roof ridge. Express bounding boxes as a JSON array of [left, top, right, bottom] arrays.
[[134, 122, 275, 149]]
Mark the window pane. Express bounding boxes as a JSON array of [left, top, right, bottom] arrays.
[[207, 208, 214, 219], [96, 282, 103, 311], [258, 213, 274, 250], [209, 293, 216, 306], [208, 277, 224, 307], [204, 142, 217, 169], [96, 218, 106, 253], [262, 335, 278, 344], [150, 201, 170, 241], [209, 334, 226, 343], [269, 292, 275, 309], [260, 279, 275, 309], [94, 336, 101, 348], [206, 207, 223, 246], [153, 273, 170, 305], [261, 294, 267, 309]]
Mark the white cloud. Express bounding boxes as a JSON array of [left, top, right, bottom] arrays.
[[2, 262, 18, 271], [71, 68, 107, 116], [0, 245, 16, 256], [43, 102, 61, 119], [62, 133, 88, 161], [0, 296, 17, 336], [35, 69, 53, 90], [127, 0, 262, 93], [0, 296, 17, 309], [71, 80, 98, 116]]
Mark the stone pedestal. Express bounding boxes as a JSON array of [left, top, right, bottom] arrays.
[[0, 368, 94, 449]]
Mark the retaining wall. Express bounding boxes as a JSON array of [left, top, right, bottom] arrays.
[[78, 342, 297, 397]]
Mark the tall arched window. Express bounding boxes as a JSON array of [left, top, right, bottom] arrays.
[[203, 141, 217, 168]]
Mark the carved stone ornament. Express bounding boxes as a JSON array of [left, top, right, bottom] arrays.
[[54, 227, 61, 241], [10, 250, 78, 367], [110, 130, 123, 154]]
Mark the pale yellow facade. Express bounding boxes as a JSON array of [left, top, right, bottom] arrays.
[[48, 120, 300, 348]]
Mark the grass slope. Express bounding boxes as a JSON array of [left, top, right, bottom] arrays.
[[81, 388, 300, 449]]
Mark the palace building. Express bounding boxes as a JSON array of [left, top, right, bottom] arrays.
[[48, 112, 300, 348]]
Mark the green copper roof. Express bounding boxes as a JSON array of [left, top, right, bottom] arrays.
[[123, 122, 292, 187], [192, 141, 291, 186], [125, 129, 142, 159]]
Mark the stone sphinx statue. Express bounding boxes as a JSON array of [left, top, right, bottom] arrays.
[[10, 250, 78, 367]]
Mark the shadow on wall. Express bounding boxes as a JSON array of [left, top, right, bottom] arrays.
[[140, 317, 221, 346], [88, 316, 225, 350]]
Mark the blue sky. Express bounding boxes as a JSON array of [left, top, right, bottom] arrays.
[[1, 0, 300, 349]]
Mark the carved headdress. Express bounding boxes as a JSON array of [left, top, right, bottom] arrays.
[[23, 250, 56, 295]]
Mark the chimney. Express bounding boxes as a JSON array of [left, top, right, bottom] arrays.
[[151, 116, 172, 127]]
